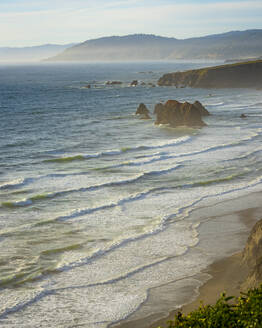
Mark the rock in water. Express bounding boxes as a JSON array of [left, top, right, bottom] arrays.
[[130, 80, 138, 86], [154, 100, 208, 127], [148, 83, 156, 87], [106, 81, 122, 85], [154, 103, 165, 115], [135, 103, 151, 119], [136, 103, 149, 115], [193, 101, 210, 116]]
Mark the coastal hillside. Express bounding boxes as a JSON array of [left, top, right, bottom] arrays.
[[0, 44, 75, 62], [46, 34, 179, 61], [46, 29, 262, 61], [158, 60, 262, 88]]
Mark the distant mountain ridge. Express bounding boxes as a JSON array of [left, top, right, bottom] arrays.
[[0, 44, 75, 62], [46, 34, 179, 61], [46, 30, 262, 62]]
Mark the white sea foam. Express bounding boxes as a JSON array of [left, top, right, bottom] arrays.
[[2, 63, 262, 328], [0, 178, 28, 190]]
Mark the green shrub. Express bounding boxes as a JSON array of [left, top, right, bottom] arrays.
[[160, 284, 262, 328]]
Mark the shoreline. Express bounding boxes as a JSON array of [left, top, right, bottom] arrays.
[[113, 195, 262, 328], [148, 252, 249, 328]]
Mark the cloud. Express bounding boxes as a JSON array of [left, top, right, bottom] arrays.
[[0, 0, 261, 46]]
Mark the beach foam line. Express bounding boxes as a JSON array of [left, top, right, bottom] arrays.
[[1, 199, 33, 208], [2, 172, 262, 319], [5, 174, 262, 295], [249, 102, 262, 107], [204, 102, 225, 106], [49, 174, 262, 274], [33, 173, 262, 276], [96, 129, 262, 172], [222, 147, 262, 162], [0, 242, 189, 318], [0, 289, 55, 319], [1, 164, 183, 208], [0, 172, 91, 192], [0, 178, 31, 190], [54, 186, 167, 222], [184, 172, 248, 189], [43, 136, 192, 164], [38, 169, 245, 225], [173, 129, 262, 158]]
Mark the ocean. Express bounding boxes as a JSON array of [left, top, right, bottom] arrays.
[[0, 61, 262, 328]]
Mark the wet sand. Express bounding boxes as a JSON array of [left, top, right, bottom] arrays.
[[113, 202, 261, 328], [147, 252, 249, 328]]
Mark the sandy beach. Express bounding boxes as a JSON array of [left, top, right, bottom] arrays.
[[113, 197, 262, 328]]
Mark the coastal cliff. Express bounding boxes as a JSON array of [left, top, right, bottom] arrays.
[[158, 60, 262, 89], [242, 218, 262, 289]]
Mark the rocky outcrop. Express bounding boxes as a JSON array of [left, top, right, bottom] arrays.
[[193, 101, 210, 116], [242, 219, 262, 289], [130, 80, 138, 87], [158, 60, 262, 89], [135, 103, 151, 119], [154, 100, 208, 127], [106, 81, 122, 85], [148, 83, 156, 87]]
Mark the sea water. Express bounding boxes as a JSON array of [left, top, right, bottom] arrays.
[[0, 62, 262, 327]]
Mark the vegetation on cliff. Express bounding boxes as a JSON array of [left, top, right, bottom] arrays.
[[159, 218, 262, 327], [162, 285, 262, 328], [158, 60, 262, 89]]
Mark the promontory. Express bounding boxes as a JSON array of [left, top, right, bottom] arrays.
[[158, 60, 262, 89]]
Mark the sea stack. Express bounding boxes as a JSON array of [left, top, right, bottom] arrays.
[[154, 100, 208, 127], [135, 103, 151, 119]]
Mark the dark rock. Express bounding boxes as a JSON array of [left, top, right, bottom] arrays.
[[193, 101, 210, 116], [154, 103, 165, 115], [130, 80, 138, 86], [136, 103, 151, 119], [148, 83, 156, 87], [106, 81, 122, 85], [241, 113, 247, 118], [84, 84, 91, 88], [154, 100, 208, 127]]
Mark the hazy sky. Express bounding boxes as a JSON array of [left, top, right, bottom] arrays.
[[1, 0, 262, 47]]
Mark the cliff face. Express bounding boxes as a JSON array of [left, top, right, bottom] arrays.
[[242, 219, 262, 289], [158, 60, 262, 89]]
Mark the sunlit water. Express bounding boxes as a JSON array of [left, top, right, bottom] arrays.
[[0, 62, 262, 327]]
